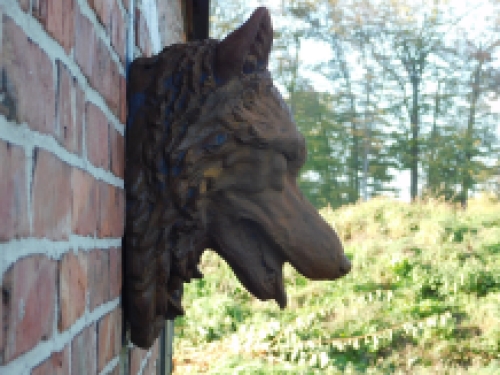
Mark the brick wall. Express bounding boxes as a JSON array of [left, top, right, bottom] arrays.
[[0, 1, 185, 374]]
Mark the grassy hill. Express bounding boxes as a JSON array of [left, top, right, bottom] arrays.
[[173, 196, 500, 374]]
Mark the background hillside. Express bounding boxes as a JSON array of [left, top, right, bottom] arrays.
[[173, 196, 500, 374]]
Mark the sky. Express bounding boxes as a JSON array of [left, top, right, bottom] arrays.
[[215, 0, 500, 201]]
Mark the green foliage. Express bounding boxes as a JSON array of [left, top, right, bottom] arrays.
[[173, 196, 500, 373], [213, 0, 500, 204]]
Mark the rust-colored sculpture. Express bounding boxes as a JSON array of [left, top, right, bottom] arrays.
[[124, 7, 351, 348]]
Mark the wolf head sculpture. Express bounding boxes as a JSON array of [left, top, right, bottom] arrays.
[[125, 7, 351, 348]]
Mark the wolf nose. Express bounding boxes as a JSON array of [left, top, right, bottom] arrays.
[[339, 256, 352, 276]]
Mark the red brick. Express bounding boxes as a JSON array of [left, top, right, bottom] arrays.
[[86, 103, 109, 169], [57, 61, 81, 155], [93, 40, 120, 115], [32, 345, 70, 375], [75, 84, 86, 150], [99, 183, 125, 238], [94, 40, 108, 100], [44, 0, 63, 42], [32, 150, 72, 240], [59, 251, 87, 331], [88, 249, 110, 310], [37, 0, 75, 53], [130, 346, 148, 375], [2, 255, 56, 361], [75, 9, 97, 83], [144, 340, 159, 375], [75, 9, 120, 113], [122, 0, 129, 12], [61, 0, 75, 53], [109, 364, 120, 375], [71, 168, 99, 236], [71, 324, 96, 375], [19, 0, 30, 12], [107, 59, 121, 116], [110, 0, 126, 64], [130, 339, 160, 375], [119, 74, 127, 124], [157, 0, 185, 44], [89, 0, 113, 30], [0, 141, 29, 241], [97, 308, 121, 372], [135, 9, 152, 57], [32, 0, 48, 24], [109, 247, 122, 300], [1, 16, 56, 135], [110, 127, 124, 178]]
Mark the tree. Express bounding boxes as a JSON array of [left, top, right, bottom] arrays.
[[457, 39, 500, 206], [209, 0, 500, 205]]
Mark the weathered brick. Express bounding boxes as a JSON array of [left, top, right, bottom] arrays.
[[130, 339, 160, 375], [32, 149, 72, 240], [157, 0, 185, 46], [86, 102, 109, 169], [88, 0, 113, 30], [2, 255, 56, 362], [106, 57, 121, 116], [110, 127, 124, 178], [109, 363, 120, 375], [32, 345, 70, 375], [88, 249, 110, 310], [75, 8, 97, 83], [109, 247, 122, 300], [75, 83, 86, 149], [71, 168, 99, 236], [93, 40, 120, 115], [144, 339, 159, 375], [110, 0, 126, 64], [97, 308, 121, 372], [19, 0, 30, 12], [130, 346, 148, 375], [71, 324, 96, 375], [78, 1, 120, 108], [56, 61, 81, 155], [59, 251, 87, 331], [75, 9, 121, 115], [94, 40, 108, 100], [119, 74, 127, 125], [31, 0, 48, 24], [1, 16, 56, 135], [99, 183, 125, 238], [122, 0, 129, 12], [61, 0, 76, 53], [135, 8, 152, 57], [0, 141, 29, 241], [36, 0, 75, 53]]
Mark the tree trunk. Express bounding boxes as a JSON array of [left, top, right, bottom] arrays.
[[362, 70, 372, 201], [462, 63, 482, 208], [332, 38, 360, 203], [428, 80, 441, 193], [410, 73, 420, 201]]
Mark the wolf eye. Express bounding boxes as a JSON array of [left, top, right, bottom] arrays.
[[203, 133, 227, 152]]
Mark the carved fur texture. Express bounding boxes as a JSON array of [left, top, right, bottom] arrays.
[[125, 7, 351, 348]]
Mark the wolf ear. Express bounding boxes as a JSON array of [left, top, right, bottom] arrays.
[[215, 7, 273, 83]]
